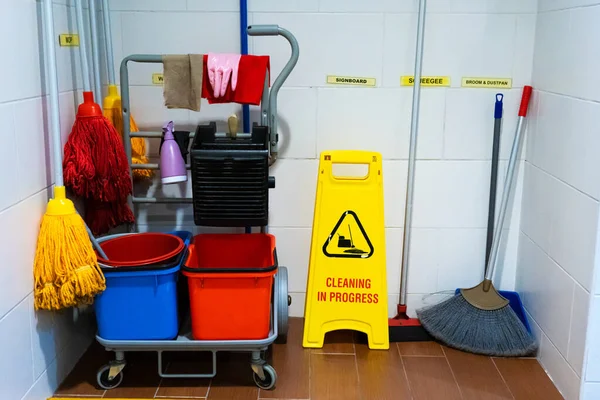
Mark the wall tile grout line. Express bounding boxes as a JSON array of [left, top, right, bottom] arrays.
[[521, 229, 592, 290], [526, 159, 600, 203], [490, 357, 516, 400]]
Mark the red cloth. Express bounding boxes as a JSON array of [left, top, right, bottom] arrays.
[[202, 55, 270, 106]]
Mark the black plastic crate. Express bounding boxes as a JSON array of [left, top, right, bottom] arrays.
[[190, 122, 271, 227]]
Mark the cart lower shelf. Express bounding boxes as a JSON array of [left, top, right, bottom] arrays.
[[95, 267, 289, 391]]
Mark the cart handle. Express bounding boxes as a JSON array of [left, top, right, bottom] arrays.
[[248, 25, 299, 160]]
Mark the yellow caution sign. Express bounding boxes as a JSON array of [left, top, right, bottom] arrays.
[[303, 150, 389, 350]]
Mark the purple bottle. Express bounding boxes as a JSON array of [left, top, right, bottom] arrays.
[[160, 121, 188, 184]]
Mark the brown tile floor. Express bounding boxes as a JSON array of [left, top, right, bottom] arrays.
[[53, 318, 563, 400]]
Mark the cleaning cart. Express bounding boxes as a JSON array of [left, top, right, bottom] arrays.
[[94, 24, 299, 391]]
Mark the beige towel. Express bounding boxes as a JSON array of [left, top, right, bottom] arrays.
[[162, 54, 203, 111]]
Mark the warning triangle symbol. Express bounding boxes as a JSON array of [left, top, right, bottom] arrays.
[[322, 210, 374, 259]]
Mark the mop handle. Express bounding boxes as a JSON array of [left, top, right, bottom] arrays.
[[42, 0, 63, 186], [75, 0, 92, 92], [88, 0, 103, 99], [399, 0, 427, 304], [101, 0, 116, 84], [484, 86, 532, 283]]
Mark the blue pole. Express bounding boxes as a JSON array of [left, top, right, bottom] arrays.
[[240, 0, 250, 133], [240, 0, 250, 234]]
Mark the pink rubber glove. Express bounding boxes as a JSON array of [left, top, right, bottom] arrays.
[[207, 53, 242, 98]]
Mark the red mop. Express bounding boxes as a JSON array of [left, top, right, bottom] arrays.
[[63, 0, 133, 234]]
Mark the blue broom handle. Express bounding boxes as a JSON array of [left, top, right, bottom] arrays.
[[75, 0, 92, 92]]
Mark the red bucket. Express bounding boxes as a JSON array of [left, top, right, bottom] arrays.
[[97, 233, 185, 267]]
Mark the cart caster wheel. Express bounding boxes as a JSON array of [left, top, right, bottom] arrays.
[[97, 365, 124, 390], [276, 267, 289, 344], [253, 364, 277, 390]]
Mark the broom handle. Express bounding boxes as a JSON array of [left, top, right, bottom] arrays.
[[88, 0, 103, 99], [484, 86, 532, 285], [75, 0, 92, 92], [399, 0, 427, 304], [101, 0, 116, 84], [486, 94, 503, 265], [43, 0, 63, 186]]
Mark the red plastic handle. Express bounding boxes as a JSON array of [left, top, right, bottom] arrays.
[[518, 86, 533, 117]]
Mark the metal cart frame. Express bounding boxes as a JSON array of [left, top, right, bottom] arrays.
[[94, 24, 299, 391]]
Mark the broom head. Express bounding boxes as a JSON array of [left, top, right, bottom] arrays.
[[33, 186, 106, 311], [103, 84, 153, 180], [417, 280, 538, 357]]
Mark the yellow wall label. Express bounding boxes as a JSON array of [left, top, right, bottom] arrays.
[[401, 76, 450, 87], [59, 34, 79, 47], [462, 77, 512, 88], [152, 73, 164, 85], [327, 75, 376, 87]]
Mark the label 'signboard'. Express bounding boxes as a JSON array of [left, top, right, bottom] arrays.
[[326, 75, 376, 87]]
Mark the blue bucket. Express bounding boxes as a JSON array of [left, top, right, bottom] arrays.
[[95, 231, 192, 340], [454, 288, 532, 334]]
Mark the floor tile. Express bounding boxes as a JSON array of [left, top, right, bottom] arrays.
[[311, 329, 355, 354], [444, 347, 512, 400], [355, 342, 411, 400], [403, 356, 462, 400], [207, 352, 258, 400], [311, 353, 360, 400], [54, 344, 109, 397], [54, 319, 564, 400], [397, 341, 444, 356], [260, 318, 310, 399], [493, 358, 563, 400], [102, 355, 161, 398], [156, 355, 212, 398]]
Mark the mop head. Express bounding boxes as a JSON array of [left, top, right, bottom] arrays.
[[85, 197, 135, 236], [33, 188, 106, 311], [63, 114, 133, 203], [103, 85, 153, 180], [417, 293, 538, 357]]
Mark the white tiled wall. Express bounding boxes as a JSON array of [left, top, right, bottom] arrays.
[[111, 0, 536, 327], [517, 1, 600, 399], [0, 1, 95, 399]]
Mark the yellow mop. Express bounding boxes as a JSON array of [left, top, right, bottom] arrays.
[[100, 0, 151, 179], [34, 0, 105, 310]]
